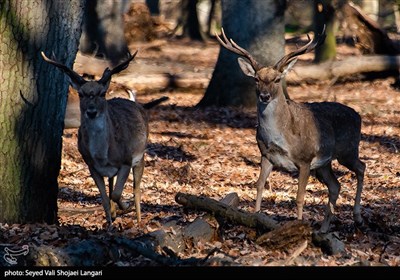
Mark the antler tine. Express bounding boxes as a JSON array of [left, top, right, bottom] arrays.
[[215, 28, 240, 56], [274, 26, 326, 72], [99, 50, 138, 84], [216, 28, 261, 71], [109, 50, 138, 75], [41, 51, 86, 84], [229, 38, 261, 71]]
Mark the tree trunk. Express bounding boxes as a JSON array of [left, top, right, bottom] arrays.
[[0, 0, 85, 223], [198, 0, 286, 107], [145, 0, 160, 16], [313, 0, 336, 63], [79, 0, 130, 67], [361, 0, 379, 22], [207, 0, 218, 37], [394, 1, 400, 33], [179, 0, 204, 41]]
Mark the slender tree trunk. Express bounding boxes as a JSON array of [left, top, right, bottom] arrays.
[[146, 0, 160, 16], [394, 1, 400, 33], [79, 0, 129, 67], [361, 0, 379, 22], [179, 0, 204, 41], [0, 0, 85, 223], [314, 0, 336, 63], [207, 0, 217, 37], [198, 0, 286, 107]]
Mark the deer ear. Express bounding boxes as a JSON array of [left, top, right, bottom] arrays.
[[238, 58, 256, 78], [275, 58, 298, 82], [98, 68, 112, 89]]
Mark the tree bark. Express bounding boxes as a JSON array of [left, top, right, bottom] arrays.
[[361, 0, 379, 22], [256, 220, 311, 250], [198, 0, 286, 107], [207, 0, 217, 37], [0, 0, 85, 223], [177, 0, 204, 41], [145, 0, 160, 16], [175, 192, 278, 232], [314, 0, 337, 63], [79, 0, 130, 67]]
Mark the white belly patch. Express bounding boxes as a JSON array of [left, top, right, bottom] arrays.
[[268, 152, 297, 172]]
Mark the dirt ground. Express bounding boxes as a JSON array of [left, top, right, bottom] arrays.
[[2, 33, 400, 267]]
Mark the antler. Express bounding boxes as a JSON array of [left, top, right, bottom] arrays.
[[99, 50, 138, 84], [273, 25, 326, 72], [215, 27, 262, 72], [41, 51, 86, 86], [42, 50, 138, 86]]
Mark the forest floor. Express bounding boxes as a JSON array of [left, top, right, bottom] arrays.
[[1, 33, 400, 269]]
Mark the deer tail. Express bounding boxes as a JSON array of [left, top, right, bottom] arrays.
[[142, 96, 169, 109]]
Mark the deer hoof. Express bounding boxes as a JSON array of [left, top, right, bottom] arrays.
[[105, 222, 117, 232], [354, 217, 367, 232], [117, 200, 130, 211]]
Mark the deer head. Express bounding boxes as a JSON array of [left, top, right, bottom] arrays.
[[216, 27, 326, 103], [41, 51, 137, 119]]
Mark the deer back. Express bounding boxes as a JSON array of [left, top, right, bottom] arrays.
[[305, 101, 362, 159]]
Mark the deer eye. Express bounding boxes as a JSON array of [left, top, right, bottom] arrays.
[[254, 77, 260, 84]]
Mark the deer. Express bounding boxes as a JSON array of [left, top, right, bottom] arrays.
[[41, 50, 167, 227], [216, 28, 366, 233]]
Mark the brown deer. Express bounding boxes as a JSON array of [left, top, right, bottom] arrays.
[[41, 51, 167, 227], [216, 28, 366, 232]]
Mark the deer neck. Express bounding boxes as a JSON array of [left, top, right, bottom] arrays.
[[257, 84, 289, 123], [82, 112, 112, 163], [257, 84, 291, 148]]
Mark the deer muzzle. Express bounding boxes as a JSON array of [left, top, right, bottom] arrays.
[[259, 93, 271, 103], [86, 107, 98, 119]]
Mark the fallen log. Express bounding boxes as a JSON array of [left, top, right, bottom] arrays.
[[175, 192, 312, 251], [311, 231, 345, 256], [175, 192, 278, 232], [152, 193, 240, 251], [256, 220, 312, 250], [343, 2, 400, 55], [286, 55, 400, 84], [175, 192, 345, 255], [73, 54, 400, 93], [113, 73, 210, 92]]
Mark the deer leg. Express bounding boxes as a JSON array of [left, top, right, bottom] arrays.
[[132, 157, 144, 224], [315, 164, 340, 233], [339, 158, 366, 227], [111, 165, 131, 210], [255, 156, 273, 212], [296, 164, 311, 220], [108, 177, 117, 220], [89, 167, 113, 225]]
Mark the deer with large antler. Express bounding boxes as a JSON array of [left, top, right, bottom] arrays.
[[216, 28, 366, 232], [41, 51, 167, 227]]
